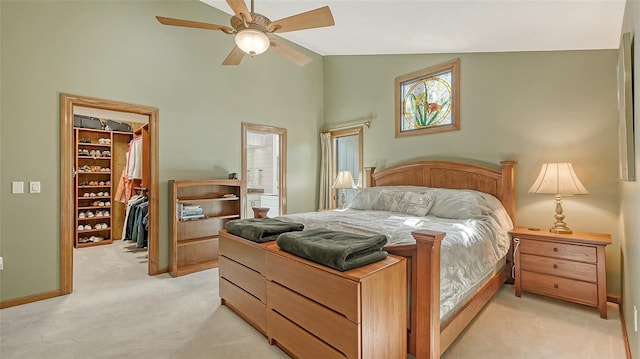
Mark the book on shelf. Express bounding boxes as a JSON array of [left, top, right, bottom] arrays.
[[177, 203, 203, 220], [180, 214, 206, 221]]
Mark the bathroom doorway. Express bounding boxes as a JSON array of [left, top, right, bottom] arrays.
[[241, 123, 287, 218]]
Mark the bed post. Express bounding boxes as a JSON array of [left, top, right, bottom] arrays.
[[365, 167, 376, 187], [411, 229, 445, 359], [499, 161, 517, 223]]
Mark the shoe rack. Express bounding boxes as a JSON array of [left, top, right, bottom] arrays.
[[75, 127, 132, 248]]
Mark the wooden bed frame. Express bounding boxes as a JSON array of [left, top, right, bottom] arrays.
[[364, 160, 517, 359]]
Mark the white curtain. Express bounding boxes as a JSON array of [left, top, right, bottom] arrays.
[[319, 132, 332, 210]]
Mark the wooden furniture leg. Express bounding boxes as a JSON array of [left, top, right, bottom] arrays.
[[412, 230, 445, 359]]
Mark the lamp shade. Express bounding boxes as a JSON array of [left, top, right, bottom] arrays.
[[332, 171, 357, 189], [528, 163, 589, 195], [235, 29, 270, 56]]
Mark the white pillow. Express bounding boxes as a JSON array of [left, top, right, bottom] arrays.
[[428, 188, 496, 219], [372, 190, 434, 216], [348, 186, 432, 210]]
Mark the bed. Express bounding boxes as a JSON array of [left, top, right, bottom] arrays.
[[222, 160, 517, 359]]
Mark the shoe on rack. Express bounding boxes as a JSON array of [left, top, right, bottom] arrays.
[[103, 191, 109, 197], [105, 181, 111, 186], [83, 224, 92, 231], [99, 181, 105, 186], [86, 211, 94, 218], [97, 192, 103, 197], [96, 211, 103, 217], [82, 149, 90, 156], [78, 212, 86, 219], [78, 225, 84, 231], [98, 201, 105, 207], [89, 192, 96, 197], [83, 193, 90, 197], [103, 211, 110, 217], [105, 201, 111, 207], [79, 181, 88, 186]]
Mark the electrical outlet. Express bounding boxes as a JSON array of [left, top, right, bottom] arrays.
[[634, 306, 638, 333], [0, 256, 3, 270]]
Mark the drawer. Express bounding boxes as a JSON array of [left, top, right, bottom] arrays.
[[267, 281, 359, 359], [520, 254, 597, 283], [219, 278, 266, 335], [219, 256, 266, 302], [519, 239, 596, 263], [268, 310, 347, 359], [266, 252, 360, 323], [219, 233, 266, 273], [521, 271, 597, 306]]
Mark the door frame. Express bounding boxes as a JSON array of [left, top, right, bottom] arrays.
[[60, 93, 160, 295], [241, 122, 287, 217]]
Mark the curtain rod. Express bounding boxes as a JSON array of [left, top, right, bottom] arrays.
[[321, 119, 371, 133]]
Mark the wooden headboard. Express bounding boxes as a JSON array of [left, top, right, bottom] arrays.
[[365, 160, 517, 222]]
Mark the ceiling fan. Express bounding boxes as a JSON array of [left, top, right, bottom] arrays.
[[156, 0, 335, 67]]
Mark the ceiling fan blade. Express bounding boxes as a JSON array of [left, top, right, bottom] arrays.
[[269, 6, 334, 33], [270, 39, 312, 67], [156, 16, 234, 34], [222, 46, 245, 66], [226, 0, 253, 23]]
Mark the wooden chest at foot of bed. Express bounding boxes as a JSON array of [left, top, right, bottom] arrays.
[[265, 248, 407, 359], [219, 230, 407, 358]]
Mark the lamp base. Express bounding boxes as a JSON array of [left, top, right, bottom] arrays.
[[340, 189, 347, 209], [549, 194, 573, 234], [549, 226, 573, 234]]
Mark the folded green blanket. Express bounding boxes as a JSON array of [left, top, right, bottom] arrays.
[[224, 218, 304, 243], [276, 228, 388, 271]]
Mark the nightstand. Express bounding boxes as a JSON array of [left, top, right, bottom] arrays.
[[510, 226, 611, 318]]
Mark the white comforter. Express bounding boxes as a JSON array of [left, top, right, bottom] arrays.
[[276, 207, 513, 322]]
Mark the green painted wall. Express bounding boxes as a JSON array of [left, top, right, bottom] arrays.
[[323, 51, 622, 296], [0, 0, 323, 301], [620, 0, 639, 356], [0, 0, 629, 320]]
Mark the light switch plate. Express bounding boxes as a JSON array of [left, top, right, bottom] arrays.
[[30, 181, 41, 194], [11, 181, 24, 194]]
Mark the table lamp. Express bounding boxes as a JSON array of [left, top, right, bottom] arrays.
[[332, 171, 357, 209], [528, 162, 588, 234]]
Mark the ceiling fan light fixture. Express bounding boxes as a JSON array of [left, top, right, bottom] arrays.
[[235, 29, 270, 56]]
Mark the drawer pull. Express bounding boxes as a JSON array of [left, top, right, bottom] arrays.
[[553, 247, 558, 252], [553, 284, 559, 289], [553, 264, 558, 269]]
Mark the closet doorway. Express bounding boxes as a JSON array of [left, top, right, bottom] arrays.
[[241, 123, 287, 218], [60, 94, 160, 295]]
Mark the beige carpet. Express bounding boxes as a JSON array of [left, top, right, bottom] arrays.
[[0, 240, 626, 358]]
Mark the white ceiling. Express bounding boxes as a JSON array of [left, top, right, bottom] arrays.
[[201, 0, 627, 56]]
